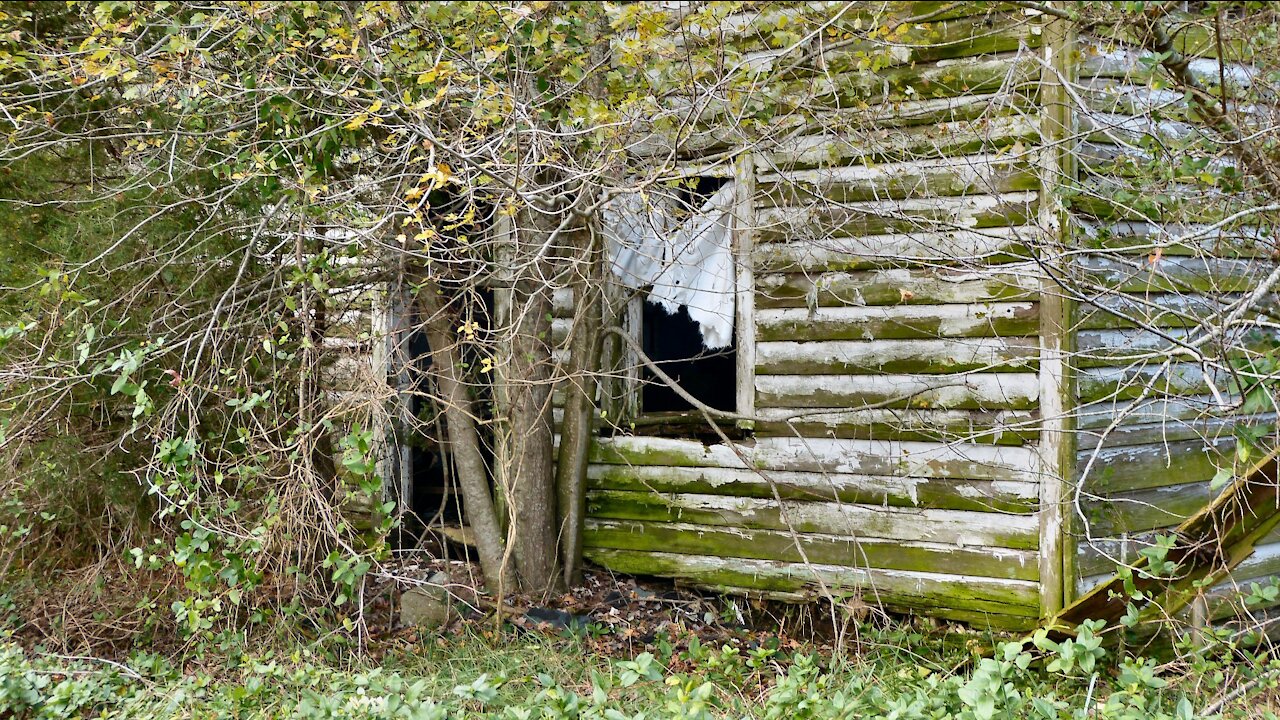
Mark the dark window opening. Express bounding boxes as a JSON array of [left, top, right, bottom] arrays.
[[640, 300, 737, 414], [390, 287, 496, 552]]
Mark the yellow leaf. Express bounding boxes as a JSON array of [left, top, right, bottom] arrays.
[[345, 113, 368, 130], [369, 98, 383, 113]]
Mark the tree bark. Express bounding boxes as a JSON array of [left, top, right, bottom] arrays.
[[494, 203, 561, 598], [555, 222, 604, 587], [416, 283, 514, 591]]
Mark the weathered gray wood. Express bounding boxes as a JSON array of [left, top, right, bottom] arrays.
[[752, 407, 1038, 445], [590, 435, 1040, 482], [756, 264, 1042, 309], [756, 338, 1040, 375], [583, 519, 1040, 580], [1075, 327, 1280, 369], [762, 114, 1037, 171], [1076, 363, 1220, 402], [1078, 255, 1277, 294], [1084, 480, 1219, 536], [1077, 413, 1274, 451], [788, 53, 1040, 111], [582, 549, 1041, 617], [1075, 292, 1243, 331], [758, 155, 1037, 206], [586, 464, 1038, 513], [1077, 110, 1195, 147], [1078, 436, 1233, 493], [1076, 394, 1226, 430], [758, 303, 1040, 342], [735, 154, 757, 427], [754, 197, 1037, 248], [1039, 10, 1077, 614], [1078, 219, 1274, 259], [756, 372, 1040, 410]]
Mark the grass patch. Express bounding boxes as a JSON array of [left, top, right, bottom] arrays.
[[3, 616, 1279, 719]]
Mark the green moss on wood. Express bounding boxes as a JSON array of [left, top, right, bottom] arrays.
[[583, 519, 1040, 581], [585, 464, 1038, 514]]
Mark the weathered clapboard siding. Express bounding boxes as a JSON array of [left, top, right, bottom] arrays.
[[583, 549, 1041, 621], [756, 264, 1041, 309], [590, 436, 1039, 482], [585, 464, 1037, 513], [757, 155, 1039, 206], [756, 373, 1040, 410], [763, 114, 1038, 173], [1064, 34, 1277, 617], [585, 491, 1038, 549], [583, 520, 1039, 580], [757, 304, 1040, 342], [316, 7, 1280, 631], [754, 198, 1038, 248], [752, 407, 1039, 445], [756, 338, 1041, 375], [581, 8, 1057, 626]]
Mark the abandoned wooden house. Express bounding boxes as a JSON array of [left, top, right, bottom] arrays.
[[331, 4, 1280, 631]]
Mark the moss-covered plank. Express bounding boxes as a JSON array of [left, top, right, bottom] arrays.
[[1075, 328, 1280, 369], [1078, 110, 1195, 148], [1084, 481, 1219, 537], [1078, 436, 1233, 493], [1077, 255, 1276, 294], [1076, 362, 1219, 403], [1076, 394, 1225, 431], [752, 407, 1038, 446], [1075, 292, 1241, 331], [583, 549, 1041, 616], [756, 338, 1040, 375], [1051, 451, 1280, 635], [585, 464, 1038, 513], [756, 264, 1041, 309], [584, 490, 1039, 549], [1071, 175, 1260, 224], [583, 519, 1040, 581], [1077, 219, 1274, 259], [757, 372, 1040, 411], [763, 114, 1037, 172], [757, 303, 1040, 342], [589, 436, 752, 469], [1076, 413, 1274, 451], [758, 156, 1039, 206], [645, 92, 1034, 161], [754, 196, 1038, 247], [788, 53, 1039, 110], [762, 435, 1038, 480], [591, 435, 1040, 482]]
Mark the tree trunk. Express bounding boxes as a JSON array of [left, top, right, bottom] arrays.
[[416, 283, 514, 591], [555, 222, 605, 587], [493, 202, 561, 598]]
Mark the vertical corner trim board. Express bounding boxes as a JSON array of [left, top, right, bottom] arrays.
[[1035, 7, 1078, 618]]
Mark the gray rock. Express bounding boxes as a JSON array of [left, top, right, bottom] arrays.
[[400, 572, 455, 628]]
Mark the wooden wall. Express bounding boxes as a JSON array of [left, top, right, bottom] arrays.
[[354, 4, 1280, 631], [1068, 35, 1280, 622], [583, 3, 1051, 630]]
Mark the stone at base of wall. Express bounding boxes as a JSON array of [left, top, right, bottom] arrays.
[[400, 572, 454, 628]]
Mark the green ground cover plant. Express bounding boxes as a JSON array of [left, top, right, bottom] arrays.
[[1, 613, 1277, 720]]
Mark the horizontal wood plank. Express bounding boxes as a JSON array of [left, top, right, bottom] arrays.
[[584, 519, 1040, 581]]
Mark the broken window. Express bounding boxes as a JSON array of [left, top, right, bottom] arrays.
[[640, 299, 737, 413], [604, 176, 742, 424]]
